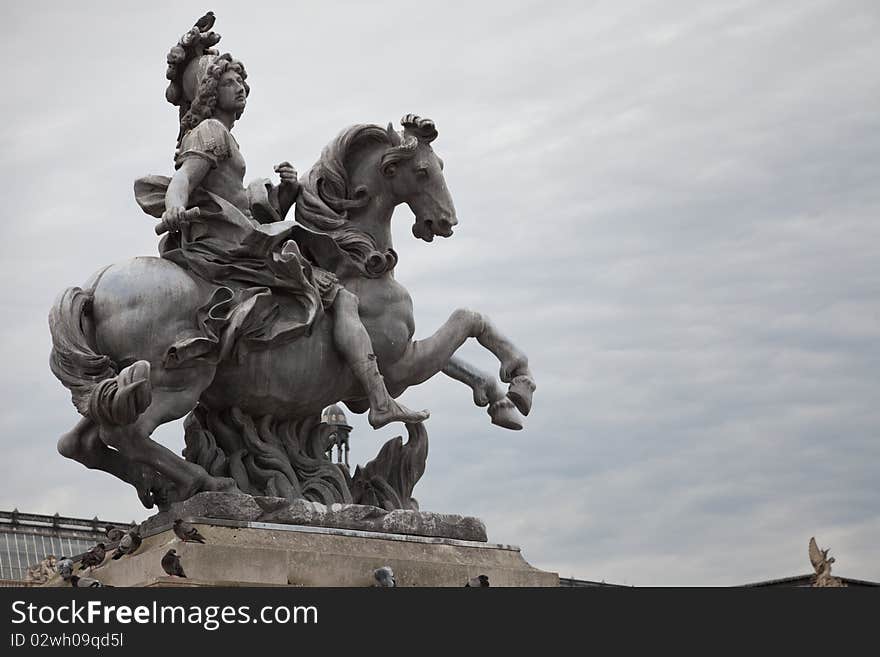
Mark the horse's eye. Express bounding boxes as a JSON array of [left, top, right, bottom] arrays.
[[415, 168, 429, 179]]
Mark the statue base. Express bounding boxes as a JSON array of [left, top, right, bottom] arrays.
[[46, 519, 558, 587], [141, 491, 489, 542]]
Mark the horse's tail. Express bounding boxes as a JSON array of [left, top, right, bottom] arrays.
[[49, 286, 152, 425]]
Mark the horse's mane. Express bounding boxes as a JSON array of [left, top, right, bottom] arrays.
[[295, 122, 420, 277]]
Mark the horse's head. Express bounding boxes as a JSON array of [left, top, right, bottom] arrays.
[[296, 115, 458, 277], [382, 115, 457, 242]]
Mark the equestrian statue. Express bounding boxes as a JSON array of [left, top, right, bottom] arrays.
[[48, 15, 535, 512]]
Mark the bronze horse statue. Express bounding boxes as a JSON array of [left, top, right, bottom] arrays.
[[49, 116, 535, 508]]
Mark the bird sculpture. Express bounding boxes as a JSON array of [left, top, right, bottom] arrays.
[[809, 537, 845, 587], [465, 574, 490, 587], [161, 549, 187, 578], [173, 519, 207, 543], [79, 543, 106, 570], [373, 566, 396, 587], [111, 529, 143, 560]]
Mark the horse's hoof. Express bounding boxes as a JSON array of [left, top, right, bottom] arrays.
[[182, 474, 239, 500], [137, 489, 155, 509], [204, 476, 239, 493], [135, 468, 176, 510], [507, 375, 535, 416], [488, 398, 523, 431]]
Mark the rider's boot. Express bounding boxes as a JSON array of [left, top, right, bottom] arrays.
[[352, 355, 430, 429]]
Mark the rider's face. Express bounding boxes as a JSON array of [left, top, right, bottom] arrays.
[[217, 70, 247, 114]]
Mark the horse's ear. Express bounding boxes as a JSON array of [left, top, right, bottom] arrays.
[[386, 122, 401, 146], [401, 114, 438, 144]]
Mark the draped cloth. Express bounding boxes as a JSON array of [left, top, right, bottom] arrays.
[[133, 174, 344, 367]]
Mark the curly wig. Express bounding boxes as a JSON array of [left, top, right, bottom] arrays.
[[178, 54, 250, 142]]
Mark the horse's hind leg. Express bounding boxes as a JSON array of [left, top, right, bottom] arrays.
[[58, 417, 177, 509], [83, 257, 237, 501], [98, 362, 238, 501]]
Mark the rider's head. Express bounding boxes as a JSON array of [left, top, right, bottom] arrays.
[[163, 16, 249, 141], [179, 53, 250, 134]]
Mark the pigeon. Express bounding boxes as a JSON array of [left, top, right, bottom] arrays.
[[57, 556, 74, 581], [465, 574, 490, 587], [111, 529, 143, 560], [193, 11, 216, 32], [105, 525, 126, 543], [373, 566, 396, 587], [173, 519, 206, 543], [79, 543, 106, 570], [161, 549, 187, 578], [70, 575, 109, 588]]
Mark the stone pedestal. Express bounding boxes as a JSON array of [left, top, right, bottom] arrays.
[[141, 492, 489, 543], [48, 519, 558, 587]]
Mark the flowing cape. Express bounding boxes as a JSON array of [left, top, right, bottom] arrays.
[[134, 175, 346, 365]]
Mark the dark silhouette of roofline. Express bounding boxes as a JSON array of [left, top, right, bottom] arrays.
[[0, 510, 132, 533], [739, 573, 880, 587]]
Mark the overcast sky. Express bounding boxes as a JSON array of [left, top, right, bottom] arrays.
[[2, 1, 878, 585]]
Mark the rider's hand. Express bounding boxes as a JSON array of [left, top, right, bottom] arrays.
[[274, 161, 300, 194], [161, 206, 188, 232]]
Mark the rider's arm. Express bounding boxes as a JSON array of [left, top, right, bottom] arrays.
[[163, 119, 230, 228], [166, 157, 211, 209], [274, 161, 300, 220], [162, 157, 211, 228]]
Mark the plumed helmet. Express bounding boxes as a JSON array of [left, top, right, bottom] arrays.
[[181, 54, 218, 103], [164, 17, 223, 107]]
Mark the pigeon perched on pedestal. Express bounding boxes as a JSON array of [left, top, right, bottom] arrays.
[[57, 557, 74, 581], [465, 574, 490, 587], [79, 543, 106, 570], [70, 575, 109, 588], [111, 529, 143, 560], [373, 566, 396, 587], [161, 549, 187, 578], [173, 519, 206, 543], [105, 525, 126, 543]]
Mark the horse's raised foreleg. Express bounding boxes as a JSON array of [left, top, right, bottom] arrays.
[[58, 417, 178, 509], [383, 307, 535, 421], [442, 356, 524, 430]]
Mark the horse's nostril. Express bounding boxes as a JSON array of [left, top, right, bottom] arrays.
[[435, 216, 456, 236]]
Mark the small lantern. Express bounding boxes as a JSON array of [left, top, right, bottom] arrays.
[[320, 404, 352, 469]]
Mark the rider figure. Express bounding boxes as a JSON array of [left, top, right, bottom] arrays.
[[144, 24, 427, 430]]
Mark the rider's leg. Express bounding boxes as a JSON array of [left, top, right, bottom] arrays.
[[330, 289, 429, 429]]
